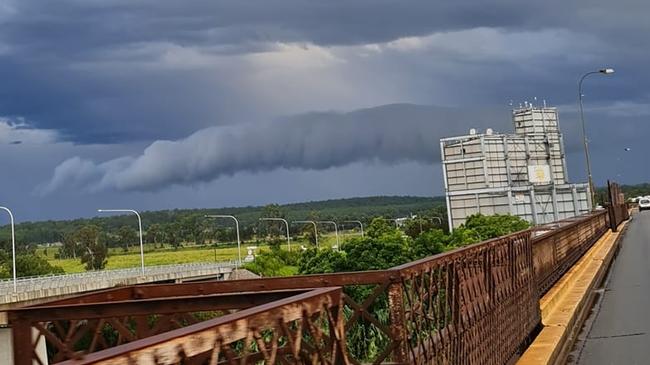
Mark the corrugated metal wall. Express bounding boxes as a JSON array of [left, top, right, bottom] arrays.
[[446, 185, 590, 228], [441, 106, 590, 229]]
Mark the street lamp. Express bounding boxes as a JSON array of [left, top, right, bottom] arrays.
[[317, 221, 339, 248], [292, 220, 318, 248], [0, 206, 16, 292], [259, 218, 291, 251], [578, 67, 615, 208], [98, 209, 145, 275], [429, 216, 443, 226], [378, 218, 399, 228], [342, 220, 364, 237], [205, 215, 241, 263]]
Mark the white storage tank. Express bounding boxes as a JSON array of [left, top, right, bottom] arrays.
[[440, 105, 590, 230]]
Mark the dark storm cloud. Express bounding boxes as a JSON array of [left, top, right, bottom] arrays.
[[1, 0, 650, 222], [1, 0, 643, 144], [0, 1, 550, 52], [39, 104, 510, 193]]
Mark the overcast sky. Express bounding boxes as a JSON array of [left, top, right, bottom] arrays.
[[0, 0, 647, 222]]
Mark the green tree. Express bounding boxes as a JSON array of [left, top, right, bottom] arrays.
[[180, 215, 206, 245], [403, 217, 435, 239], [243, 245, 301, 277], [260, 204, 286, 244], [298, 248, 348, 274], [244, 251, 287, 277], [297, 225, 411, 362], [410, 229, 446, 258], [298, 211, 321, 246], [298, 223, 411, 275], [302, 225, 318, 246], [164, 223, 182, 249], [0, 251, 64, 278], [365, 218, 396, 239], [76, 225, 108, 270], [445, 227, 481, 247], [462, 214, 529, 240], [59, 231, 78, 259], [15, 254, 65, 277], [117, 225, 137, 252], [146, 223, 163, 247]]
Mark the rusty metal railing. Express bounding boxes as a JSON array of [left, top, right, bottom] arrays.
[[10, 288, 349, 365], [532, 210, 609, 295], [391, 229, 539, 364], [9, 232, 540, 364], [53, 287, 348, 365], [9, 206, 629, 364], [607, 181, 629, 231]]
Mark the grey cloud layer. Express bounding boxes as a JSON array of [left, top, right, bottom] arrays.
[[0, 0, 645, 145], [40, 104, 509, 192], [2, 0, 650, 222], [0, 119, 58, 144]]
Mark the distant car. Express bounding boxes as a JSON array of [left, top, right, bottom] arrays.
[[639, 198, 650, 211]]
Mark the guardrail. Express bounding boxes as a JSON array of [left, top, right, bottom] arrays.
[[9, 207, 629, 364], [606, 181, 629, 231], [9, 232, 539, 364], [0, 261, 237, 293], [532, 210, 609, 295], [55, 287, 348, 365], [0, 261, 238, 284]]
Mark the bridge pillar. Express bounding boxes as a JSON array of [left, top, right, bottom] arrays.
[[0, 327, 47, 365]]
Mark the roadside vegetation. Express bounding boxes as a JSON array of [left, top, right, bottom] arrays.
[[0, 196, 531, 280], [0, 196, 446, 276], [0, 207, 529, 362], [0, 196, 443, 245], [247, 214, 530, 278], [241, 214, 529, 361], [595, 182, 650, 204]]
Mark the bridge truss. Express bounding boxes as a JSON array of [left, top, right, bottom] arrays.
[[9, 190, 627, 365]]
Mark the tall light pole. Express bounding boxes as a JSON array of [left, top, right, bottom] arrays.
[[0, 206, 16, 292], [378, 218, 399, 228], [259, 218, 291, 251], [98, 209, 145, 275], [206, 215, 241, 263], [578, 67, 615, 208], [292, 220, 318, 248], [317, 221, 339, 247], [342, 220, 364, 237]]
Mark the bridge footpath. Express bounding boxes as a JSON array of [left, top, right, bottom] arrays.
[[572, 211, 650, 364]]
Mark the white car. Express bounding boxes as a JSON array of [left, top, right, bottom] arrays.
[[639, 197, 650, 211]]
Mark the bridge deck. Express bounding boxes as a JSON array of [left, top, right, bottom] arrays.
[[572, 211, 650, 364]]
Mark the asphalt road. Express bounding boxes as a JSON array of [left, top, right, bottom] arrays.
[[571, 212, 650, 365]]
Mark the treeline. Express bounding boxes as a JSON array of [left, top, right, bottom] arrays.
[[595, 182, 650, 203], [247, 214, 530, 278], [615, 183, 650, 198], [0, 196, 445, 249]]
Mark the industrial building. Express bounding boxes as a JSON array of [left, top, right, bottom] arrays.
[[440, 105, 590, 230]]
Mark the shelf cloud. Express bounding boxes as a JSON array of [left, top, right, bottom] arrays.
[[39, 104, 508, 193]]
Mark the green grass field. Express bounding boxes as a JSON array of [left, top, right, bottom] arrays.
[[40, 234, 346, 273]]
